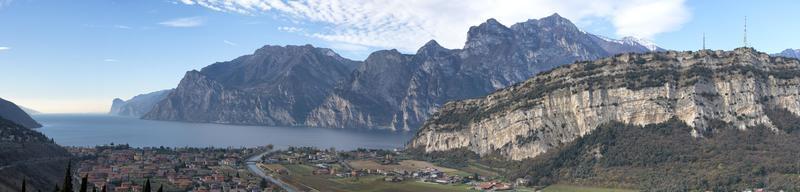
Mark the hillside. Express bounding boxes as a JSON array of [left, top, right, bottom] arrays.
[[0, 98, 42, 128], [0, 117, 71, 191]]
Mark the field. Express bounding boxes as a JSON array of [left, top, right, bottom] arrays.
[[348, 160, 469, 175], [267, 163, 476, 192], [542, 184, 638, 192]]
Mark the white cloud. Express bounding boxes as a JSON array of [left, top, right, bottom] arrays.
[[0, 47, 9, 51], [178, 0, 690, 51], [103, 59, 118, 62], [277, 26, 303, 33], [223, 40, 238, 46], [115, 25, 132, 29], [158, 16, 205, 27]]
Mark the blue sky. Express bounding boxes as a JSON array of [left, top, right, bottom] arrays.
[[0, 0, 798, 113]]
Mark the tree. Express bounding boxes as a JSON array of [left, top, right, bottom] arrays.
[[79, 175, 88, 192], [21, 179, 26, 192], [100, 185, 106, 192], [143, 178, 151, 192], [266, 144, 274, 151], [260, 178, 268, 188], [157, 185, 163, 192], [61, 162, 73, 192]]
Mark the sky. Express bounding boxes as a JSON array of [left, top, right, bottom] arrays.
[[0, 0, 798, 113]]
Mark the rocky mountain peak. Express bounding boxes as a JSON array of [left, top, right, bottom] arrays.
[[464, 18, 513, 50], [416, 40, 448, 55], [538, 13, 571, 26]]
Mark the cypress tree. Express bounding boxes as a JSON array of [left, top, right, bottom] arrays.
[[156, 185, 163, 192], [79, 175, 88, 192], [21, 179, 26, 192], [100, 185, 106, 192], [92, 187, 97, 192], [143, 178, 151, 192], [60, 162, 73, 192]]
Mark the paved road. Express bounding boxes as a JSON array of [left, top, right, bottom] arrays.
[[246, 151, 299, 192]]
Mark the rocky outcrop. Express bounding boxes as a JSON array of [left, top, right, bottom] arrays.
[[0, 98, 41, 128], [409, 48, 800, 160], [109, 89, 172, 117], [143, 45, 358, 125], [307, 14, 660, 130]]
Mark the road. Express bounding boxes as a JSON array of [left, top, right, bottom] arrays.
[[246, 150, 299, 192]]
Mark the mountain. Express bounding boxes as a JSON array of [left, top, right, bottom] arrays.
[[19, 106, 41, 115], [143, 45, 359, 125], [109, 89, 172, 117], [410, 47, 800, 159], [0, 116, 70, 191], [142, 14, 660, 129], [0, 98, 42, 128], [774, 48, 800, 58], [408, 48, 800, 189], [306, 14, 662, 130]]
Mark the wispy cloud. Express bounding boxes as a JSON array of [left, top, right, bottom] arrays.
[[277, 26, 303, 33], [103, 58, 119, 62], [223, 40, 237, 46], [177, 0, 690, 51], [158, 16, 205, 28], [0, 47, 10, 51], [114, 25, 132, 29]]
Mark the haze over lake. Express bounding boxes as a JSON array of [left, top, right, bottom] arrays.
[[33, 114, 413, 150]]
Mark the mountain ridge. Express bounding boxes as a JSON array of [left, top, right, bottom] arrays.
[[141, 13, 664, 130], [409, 47, 800, 160]]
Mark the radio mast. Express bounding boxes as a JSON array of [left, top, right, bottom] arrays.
[[703, 32, 706, 50], [743, 16, 748, 48]]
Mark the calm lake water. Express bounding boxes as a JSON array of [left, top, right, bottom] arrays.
[[33, 114, 413, 150]]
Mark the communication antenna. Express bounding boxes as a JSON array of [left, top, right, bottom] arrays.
[[702, 32, 706, 50], [743, 16, 748, 48]]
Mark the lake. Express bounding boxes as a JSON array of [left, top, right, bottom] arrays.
[[32, 114, 414, 150]]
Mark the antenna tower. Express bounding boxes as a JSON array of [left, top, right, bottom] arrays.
[[743, 16, 748, 48]]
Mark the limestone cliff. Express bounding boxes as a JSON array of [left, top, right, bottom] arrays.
[[410, 48, 800, 160]]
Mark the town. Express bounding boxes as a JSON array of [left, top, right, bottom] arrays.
[[69, 144, 283, 192], [69, 145, 523, 192]]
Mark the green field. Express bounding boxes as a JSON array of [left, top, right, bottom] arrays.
[[542, 184, 638, 192], [276, 164, 475, 192]]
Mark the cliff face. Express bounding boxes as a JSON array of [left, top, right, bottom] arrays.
[[109, 89, 172, 117], [409, 48, 800, 160], [0, 98, 41, 128], [306, 14, 658, 130], [143, 45, 358, 125]]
